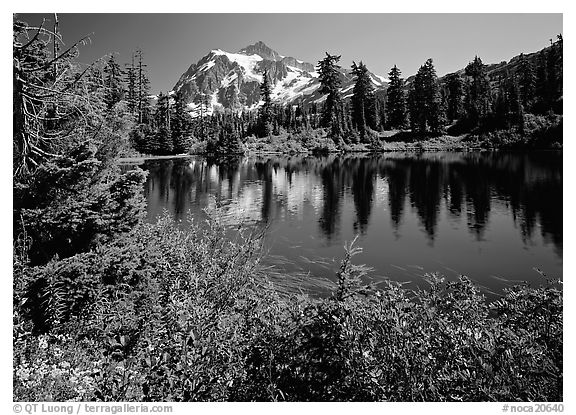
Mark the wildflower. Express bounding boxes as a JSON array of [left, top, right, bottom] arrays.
[[38, 336, 48, 350], [16, 366, 31, 382], [50, 367, 63, 377]]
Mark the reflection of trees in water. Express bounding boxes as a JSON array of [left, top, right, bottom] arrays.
[[170, 161, 195, 219], [491, 154, 562, 255], [350, 158, 375, 234], [407, 157, 443, 241], [453, 153, 562, 252], [331, 152, 560, 251], [446, 167, 464, 218], [318, 158, 343, 241], [143, 160, 173, 219], [255, 160, 274, 224], [139, 152, 562, 254], [146, 160, 173, 204], [214, 156, 241, 202], [460, 158, 492, 240], [522, 180, 562, 254], [145, 160, 193, 220], [379, 160, 408, 232]]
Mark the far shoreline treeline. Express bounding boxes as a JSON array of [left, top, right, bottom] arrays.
[[108, 37, 562, 157]]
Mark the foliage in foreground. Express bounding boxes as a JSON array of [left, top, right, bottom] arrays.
[[14, 214, 562, 402]]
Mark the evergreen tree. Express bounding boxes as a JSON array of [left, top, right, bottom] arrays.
[[103, 55, 124, 110], [134, 49, 152, 125], [272, 118, 280, 136], [124, 54, 137, 116], [206, 120, 242, 155], [445, 72, 464, 122], [535, 35, 563, 114], [225, 82, 241, 111], [535, 51, 550, 114], [153, 92, 172, 154], [464, 56, 492, 127], [517, 53, 536, 110], [171, 91, 192, 154], [376, 96, 386, 130], [553, 34, 563, 112], [494, 73, 524, 131], [507, 74, 524, 130], [408, 59, 443, 134], [546, 36, 562, 107], [408, 82, 421, 133], [284, 105, 295, 131], [196, 93, 211, 140], [258, 68, 273, 137], [295, 104, 303, 130], [351, 61, 377, 139], [13, 16, 146, 265], [317, 53, 343, 139], [385, 65, 406, 130]]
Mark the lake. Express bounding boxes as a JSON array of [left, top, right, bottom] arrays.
[[125, 152, 562, 299]]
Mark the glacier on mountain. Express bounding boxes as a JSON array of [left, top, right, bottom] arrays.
[[172, 41, 387, 116]]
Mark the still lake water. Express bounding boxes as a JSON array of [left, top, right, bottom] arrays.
[[126, 152, 562, 298]]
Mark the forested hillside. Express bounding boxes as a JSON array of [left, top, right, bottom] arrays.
[[124, 36, 563, 155]]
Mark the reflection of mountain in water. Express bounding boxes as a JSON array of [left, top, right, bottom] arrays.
[[140, 152, 562, 256]]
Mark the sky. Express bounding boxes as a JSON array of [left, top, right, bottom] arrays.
[[15, 13, 562, 94]]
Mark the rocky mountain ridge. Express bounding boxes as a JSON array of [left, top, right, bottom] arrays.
[[172, 40, 557, 116], [172, 41, 387, 115]]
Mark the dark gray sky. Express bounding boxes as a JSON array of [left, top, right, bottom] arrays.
[[16, 13, 562, 93]]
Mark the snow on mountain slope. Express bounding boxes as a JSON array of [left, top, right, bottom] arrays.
[[271, 65, 320, 102], [173, 41, 387, 115], [211, 49, 263, 83]]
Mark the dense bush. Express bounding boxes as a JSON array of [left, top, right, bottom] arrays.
[[523, 113, 563, 149], [14, 141, 147, 266], [241, 130, 340, 155], [205, 124, 244, 155], [14, 214, 562, 402]]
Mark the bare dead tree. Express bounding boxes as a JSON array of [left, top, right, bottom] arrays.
[[13, 15, 95, 179]]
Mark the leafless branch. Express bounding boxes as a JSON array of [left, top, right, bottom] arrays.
[[16, 18, 46, 50], [27, 33, 92, 73]]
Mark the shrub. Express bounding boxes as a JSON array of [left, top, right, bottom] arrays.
[[13, 141, 147, 266], [523, 113, 563, 148], [206, 125, 244, 155], [14, 214, 563, 402]]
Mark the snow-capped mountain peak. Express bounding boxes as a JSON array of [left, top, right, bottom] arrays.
[[173, 41, 387, 116], [238, 41, 282, 61]]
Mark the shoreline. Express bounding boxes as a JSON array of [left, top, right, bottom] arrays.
[[118, 143, 561, 163], [117, 154, 193, 163], [118, 128, 562, 162]]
